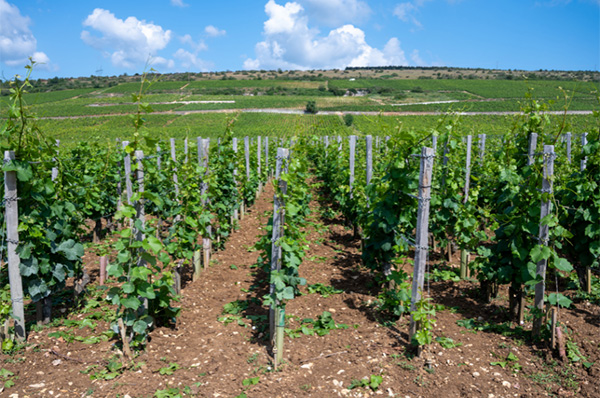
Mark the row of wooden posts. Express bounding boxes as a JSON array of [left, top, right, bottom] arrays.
[[2, 134, 288, 343], [314, 130, 590, 347], [2, 130, 592, 346]]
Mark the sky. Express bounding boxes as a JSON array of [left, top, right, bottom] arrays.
[[0, 0, 598, 80]]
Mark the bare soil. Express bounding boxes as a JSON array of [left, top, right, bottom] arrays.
[[1, 181, 598, 398]]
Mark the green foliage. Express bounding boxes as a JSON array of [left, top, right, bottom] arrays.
[[158, 362, 181, 375], [435, 336, 463, 349], [306, 283, 343, 297], [348, 375, 383, 391], [343, 113, 354, 127], [490, 352, 522, 372], [0, 368, 16, 389], [285, 311, 348, 338], [258, 147, 311, 314], [107, 197, 180, 348], [305, 100, 318, 114], [0, 60, 85, 316], [410, 294, 436, 346]]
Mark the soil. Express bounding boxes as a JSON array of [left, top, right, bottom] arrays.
[[1, 181, 599, 398]]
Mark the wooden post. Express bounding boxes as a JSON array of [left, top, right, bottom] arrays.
[[242, 136, 250, 218], [232, 137, 239, 221], [366, 135, 373, 186], [478, 134, 486, 164], [156, 144, 162, 170], [337, 135, 342, 152], [460, 250, 470, 279], [170, 138, 180, 197], [409, 147, 435, 344], [184, 138, 188, 164], [265, 136, 269, 178], [580, 132, 590, 292], [122, 141, 133, 205], [580, 132, 588, 171], [463, 135, 472, 204], [257, 136, 262, 195], [431, 135, 437, 154], [533, 145, 555, 336], [134, 151, 149, 310], [565, 132, 571, 163], [116, 139, 123, 212], [349, 135, 356, 199], [200, 138, 211, 271], [99, 256, 108, 285], [51, 139, 59, 181], [269, 148, 289, 367], [4, 151, 26, 342], [527, 132, 537, 166]]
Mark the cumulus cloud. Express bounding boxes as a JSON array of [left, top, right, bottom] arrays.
[[298, 0, 371, 26], [205, 25, 226, 37], [0, 0, 51, 69], [81, 8, 173, 69], [244, 0, 407, 70]]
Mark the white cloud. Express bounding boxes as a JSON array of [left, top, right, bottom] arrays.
[[81, 8, 173, 70], [298, 0, 371, 26], [170, 0, 189, 7], [0, 0, 52, 69], [393, 0, 431, 28], [205, 25, 226, 37], [173, 49, 213, 71], [180, 34, 208, 52], [245, 0, 408, 70]]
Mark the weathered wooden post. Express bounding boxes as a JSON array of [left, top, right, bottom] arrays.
[[265, 136, 270, 178], [241, 136, 250, 218], [199, 138, 211, 271], [51, 139, 59, 181], [366, 135, 373, 186], [565, 132, 571, 163], [270, 148, 289, 368], [257, 136, 262, 195], [4, 151, 26, 342], [533, 145, 555, 337], [156, 144, 162, 170], [409, 147, 435, 346], [580, 132, 588, 171], [184, 138, 189, 164], [122, 141, 133, 205], [460, 135, 473, 279], [232, 137, 239, 221], [527, 132, 538, 166], [349, 135, 356, 199], [170, 138, 180, 196], [478, 134, 486, 164], [580, 133, 591, 293]]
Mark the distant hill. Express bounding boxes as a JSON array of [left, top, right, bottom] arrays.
[[1, 67, 598, 96]]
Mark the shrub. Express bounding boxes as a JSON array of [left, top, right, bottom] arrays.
[[305, 100, 318, 114], [343, 113, 354, 127]]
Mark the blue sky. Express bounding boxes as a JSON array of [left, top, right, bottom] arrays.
[[1, 0, 598, 79]]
